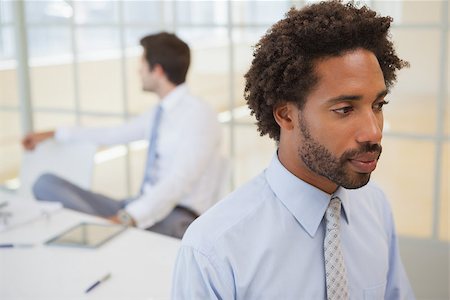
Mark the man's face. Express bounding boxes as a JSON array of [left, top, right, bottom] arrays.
[[139, 53, 157, 92], [295, 48, 386, 190], [298, 112, 382, 189]]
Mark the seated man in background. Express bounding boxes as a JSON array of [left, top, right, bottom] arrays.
[[22, 32, 222, 239], [173, 1, 414, 299]]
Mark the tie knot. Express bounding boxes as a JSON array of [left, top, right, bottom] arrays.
[[325, 197, 341, 231]]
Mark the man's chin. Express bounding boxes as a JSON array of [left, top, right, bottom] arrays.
[[339, 173, 371, 189]]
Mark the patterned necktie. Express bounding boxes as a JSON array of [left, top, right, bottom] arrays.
[[140, 105, 163, 192], [324, 197, 349, 300]]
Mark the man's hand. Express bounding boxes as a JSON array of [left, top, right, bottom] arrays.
[[107, 213, 136, 226], [22, 131, 55, 150], [107, 215, 121, 224]]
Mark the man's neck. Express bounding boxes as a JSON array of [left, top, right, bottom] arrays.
[[156, 82, 178, 99], [277, 146, 338, 195]]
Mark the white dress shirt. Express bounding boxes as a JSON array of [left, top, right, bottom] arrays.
[[55, 84, 222, 228], [172, 153, 414, 299]]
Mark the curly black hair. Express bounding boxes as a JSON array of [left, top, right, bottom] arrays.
[[244, 0, 409, 142]]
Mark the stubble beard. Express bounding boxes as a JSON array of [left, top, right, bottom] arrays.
[[297, 114, 382, 189]]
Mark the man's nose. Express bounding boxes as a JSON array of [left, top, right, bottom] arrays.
[[355, 110, 383, 145]]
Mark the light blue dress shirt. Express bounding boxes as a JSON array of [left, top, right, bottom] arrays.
[[172, 154, 414, 300]]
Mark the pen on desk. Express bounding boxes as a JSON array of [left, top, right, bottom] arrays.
[[85, 273, 111, 293], [0, 243, 35, 248]]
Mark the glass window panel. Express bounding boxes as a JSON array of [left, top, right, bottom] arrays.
[[232, 1, 290, 25], [233, 28, 266, 73], [445, 33, 449, 137], [77, 27, 120, 57], [79, 115, 124, 127], [27, 26, 71, 59], [445, 96, 449, 137], [349, 1, 441, 25], [232, 122, 276, 187], [385, 29, 440, 135], [25, 0, 72, 24], [73, 1, 118, 24], [125, 28, 163, 49], [383, 92, 437, 136], [31, 63, 75, 109], [0, 111, 21, 139], [220, 123, 230, 155], [439, 142, 449, 241], [232, 28, 268, 110], [124, 1, 168, 24], [80, 115, 130, 199], [366, 2, 399, 25], [0, 0, 14, 24], [398, 0, 442, 24], [178, 27, 229, 113], [92, 155, 128, 199], [178, 27, 228, 50], [0, 111, 21, 183], [0, 67, 18, 106], [0, 26, 14, 60], [78, 59, 123, 113], [231, 74, 247, 111], [33, 112, 76, 130], [305, 0, 370, 4], [177, 0, 227, 25], [372, 138, 435, 238]]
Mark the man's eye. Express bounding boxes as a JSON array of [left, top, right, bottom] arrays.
[[333, 106, 353, 114], [374, 100, 389, 111]]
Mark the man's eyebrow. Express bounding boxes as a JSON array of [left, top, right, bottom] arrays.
[[326, 95, 362, 104], [326, 89, 388, 104], [376, 89, 388, 100]]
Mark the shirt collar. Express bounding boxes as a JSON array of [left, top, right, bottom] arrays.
[[160, 83, 188, 112], [265, 152, 350, 238]]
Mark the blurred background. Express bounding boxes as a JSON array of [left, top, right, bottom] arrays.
[[0, 0, 448, 298]]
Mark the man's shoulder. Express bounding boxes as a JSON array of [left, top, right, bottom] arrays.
[[179, 91, 218, 119], [182, 172, 271, 251], [182, 89, 208, 107]]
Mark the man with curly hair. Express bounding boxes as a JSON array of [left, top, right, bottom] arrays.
[[173, 1, 414, 299]]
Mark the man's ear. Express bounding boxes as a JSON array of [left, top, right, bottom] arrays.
[[151, 63, 165, 75], [273, 102, 296, 131]]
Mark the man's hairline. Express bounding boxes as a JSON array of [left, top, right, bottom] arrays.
[[278, 47, 386, 111]]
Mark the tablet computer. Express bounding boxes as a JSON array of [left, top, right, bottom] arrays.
[[45, 222, 126, 249]]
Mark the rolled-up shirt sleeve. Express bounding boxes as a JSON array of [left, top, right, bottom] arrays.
[[54, 112, 152, 146]]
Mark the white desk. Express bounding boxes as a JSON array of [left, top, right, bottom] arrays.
[[0, 192, 181, 300]]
